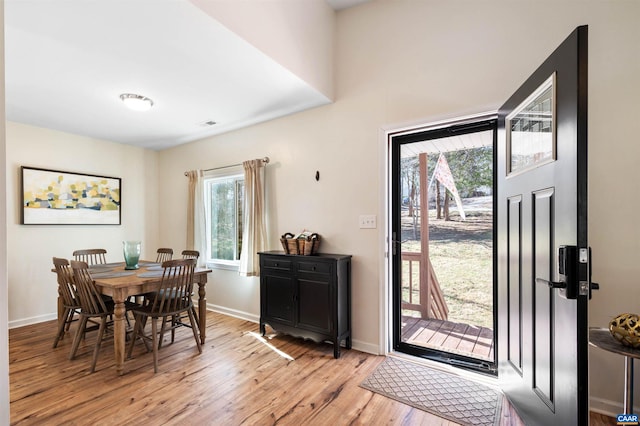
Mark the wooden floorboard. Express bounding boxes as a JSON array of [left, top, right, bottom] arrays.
[[475, 325, 494, 359], [9, 311, 613, 425], [401, 316, 495, 361]]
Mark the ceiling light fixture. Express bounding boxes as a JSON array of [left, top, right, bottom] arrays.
[[119, 93, 154, 111]]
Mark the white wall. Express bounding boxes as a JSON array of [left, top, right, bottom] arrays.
[[158, 0, 640, 415], [6, 122, 160, 327], [1, 0, 10, 421]]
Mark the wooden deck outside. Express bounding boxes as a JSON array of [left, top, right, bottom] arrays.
[[402, 316, 494, 361]]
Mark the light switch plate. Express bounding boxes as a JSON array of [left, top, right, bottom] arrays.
[[359, 214, 377, 229]]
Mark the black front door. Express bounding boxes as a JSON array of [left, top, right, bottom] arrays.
[[497, 26, 589, 425]]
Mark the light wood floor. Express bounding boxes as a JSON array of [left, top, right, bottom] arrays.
[[10, 311, 614, 425]]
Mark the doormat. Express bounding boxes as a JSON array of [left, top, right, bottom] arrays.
[[360, 357, 502, 426]]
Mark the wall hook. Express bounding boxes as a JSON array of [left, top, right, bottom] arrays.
[[315, 171, 320, 181]]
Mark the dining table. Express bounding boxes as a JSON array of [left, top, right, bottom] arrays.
[[58, 260, 211, 375]]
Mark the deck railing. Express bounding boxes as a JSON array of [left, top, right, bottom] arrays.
[[401, 252, 448, 320]]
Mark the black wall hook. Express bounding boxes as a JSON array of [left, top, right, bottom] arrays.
[[315, 171, 320, 181]]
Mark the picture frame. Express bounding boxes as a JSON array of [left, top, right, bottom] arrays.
[[506, 72, 557, 176], [21, 166, 121, 225]]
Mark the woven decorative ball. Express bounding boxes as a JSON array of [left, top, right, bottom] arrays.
[[609, 313, 640, 349]]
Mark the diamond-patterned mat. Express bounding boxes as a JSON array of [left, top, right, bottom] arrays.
[[360, 357, 502, 426]]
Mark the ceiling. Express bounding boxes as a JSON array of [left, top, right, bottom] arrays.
[[4, 0, 367, 151], [400, 130, 494, 158]]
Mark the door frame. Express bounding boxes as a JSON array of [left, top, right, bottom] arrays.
[[381, 111, 498, 358]]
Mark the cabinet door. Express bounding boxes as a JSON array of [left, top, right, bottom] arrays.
[[297, 277, 331, 333], [263, 274, 295, 325]]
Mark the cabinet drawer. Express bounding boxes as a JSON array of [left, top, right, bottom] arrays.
[[262, 257, 292, 271], [296, 260, 331, 274]]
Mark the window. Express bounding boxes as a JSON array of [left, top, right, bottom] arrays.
[[203, 166, 244, 269]]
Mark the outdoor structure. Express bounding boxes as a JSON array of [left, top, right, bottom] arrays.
[[401, 149, 494, 360], [401, 153, 449, 321], [400, 130, 493, 322]]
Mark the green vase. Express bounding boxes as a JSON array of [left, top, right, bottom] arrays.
[[123, 241, 141, 270]]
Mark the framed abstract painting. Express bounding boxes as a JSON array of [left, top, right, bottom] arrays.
[[21, 166, 121, 225]]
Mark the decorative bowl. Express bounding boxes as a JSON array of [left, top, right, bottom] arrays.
[[609, 313, 640, 349]]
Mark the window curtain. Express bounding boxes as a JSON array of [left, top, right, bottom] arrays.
[[239, 159, 267, 277], [186, 169, 205, 267]]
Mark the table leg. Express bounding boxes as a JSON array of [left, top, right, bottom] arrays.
[[624, 356, 634, 414], [112, 290, 127, 376], [197, 281, 207, 344]]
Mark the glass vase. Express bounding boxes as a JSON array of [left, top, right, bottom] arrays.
[[123, 241, 141, 270]]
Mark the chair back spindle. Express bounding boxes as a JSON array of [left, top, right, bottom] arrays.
[[73, 249, 107, 266], [156, 248, 173, 263], [181, 250, 200, 260]]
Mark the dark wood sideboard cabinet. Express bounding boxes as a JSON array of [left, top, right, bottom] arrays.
[[258, 251, 352, 358]]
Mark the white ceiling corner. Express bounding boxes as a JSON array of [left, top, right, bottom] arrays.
[[4, 0, 342, 150]]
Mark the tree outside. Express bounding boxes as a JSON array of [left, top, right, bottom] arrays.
[[209, 179, 244, 261]]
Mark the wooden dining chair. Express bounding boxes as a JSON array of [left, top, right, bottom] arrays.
[[162, 250, 200, 338], [181, 250, 199, 260], [127, 258, 202, 373], [52, 257, 82, 348], [73, 248, 107, 265], [69, 260, 115, 373], [155, 248, 173, 263]]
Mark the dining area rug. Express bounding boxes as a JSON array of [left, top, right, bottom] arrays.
[[360, 357, 502, 426]]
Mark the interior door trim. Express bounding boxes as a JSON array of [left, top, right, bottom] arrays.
[[382, 111, 498, 357], [388, 117, 498, 374]]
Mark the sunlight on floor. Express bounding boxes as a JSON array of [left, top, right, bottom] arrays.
[[246, 331, 294, 361]]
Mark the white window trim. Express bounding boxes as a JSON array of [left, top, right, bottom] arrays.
[[203, 165, 243, 271]]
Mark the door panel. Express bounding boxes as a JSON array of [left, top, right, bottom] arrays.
[[263, 275, 295, 324], [298, 278, 331, 332], [497, 26, 588, 425], [507, 195, 522, 374], [532, 188, 554, 408]]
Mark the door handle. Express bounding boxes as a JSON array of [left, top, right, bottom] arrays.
[[539, 246, 599, 299], [391, 232, 409, 255], [536, 278, 567, 289]]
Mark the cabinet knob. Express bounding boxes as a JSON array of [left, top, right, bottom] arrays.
[[312, 266, 316, 271], [274, 263, 279, 267]]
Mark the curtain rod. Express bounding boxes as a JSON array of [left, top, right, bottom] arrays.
[[184, 157, 270, 176]]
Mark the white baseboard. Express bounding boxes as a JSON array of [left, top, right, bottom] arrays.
[[206, 303, 259, 324], [352, 339, 380, 355], [590, 396, 622, 418], [9, 313, 56, 329]]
